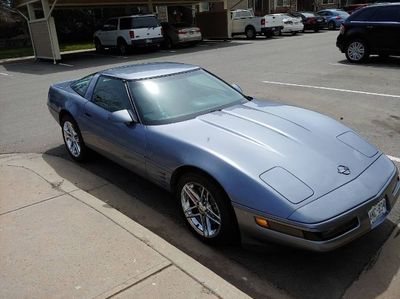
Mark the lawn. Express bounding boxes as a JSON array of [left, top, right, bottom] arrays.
[[0, 42, 94, 60]]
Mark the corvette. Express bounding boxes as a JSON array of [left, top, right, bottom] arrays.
[[47, 63, 399, 251]]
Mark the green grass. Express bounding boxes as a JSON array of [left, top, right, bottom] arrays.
[[0, 42, 94, 60]]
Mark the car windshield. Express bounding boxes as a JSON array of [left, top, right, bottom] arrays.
[[128, 69, 247, 125]]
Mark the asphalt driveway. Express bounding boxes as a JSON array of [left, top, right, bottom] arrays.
[[1, 31, 399, 299]]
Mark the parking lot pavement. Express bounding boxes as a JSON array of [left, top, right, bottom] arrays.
[[1, 31, 399, 299], [0, 153, 252, 299]]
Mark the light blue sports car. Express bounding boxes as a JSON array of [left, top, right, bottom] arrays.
[[47, 63, 399, 251]]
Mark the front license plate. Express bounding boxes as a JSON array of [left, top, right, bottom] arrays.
[[146, 39, 152, 43], [368, 198, 387, 227]]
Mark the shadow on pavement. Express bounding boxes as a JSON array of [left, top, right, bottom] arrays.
[[0, 40, 250, 76], [336, 56, 400, 68], [43, 146, 399, 299]]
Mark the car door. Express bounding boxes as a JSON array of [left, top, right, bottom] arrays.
[[80, 75, 147, 174], [101, 18, 118, 46], [366, 7, 400, 51], [231, 11, 244, 33]]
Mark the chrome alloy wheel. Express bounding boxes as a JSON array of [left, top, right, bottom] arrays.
[[181, 182, 221, 238], [347, 41, 365, 62], [63, 121, 81, 157]]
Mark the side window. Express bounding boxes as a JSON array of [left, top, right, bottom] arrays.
[[350, 8, 376, 21], [120, 18, 132, 30], [370, 7, 400, 22], [92, 76, 132, 112], [71, 75, 93, 97]]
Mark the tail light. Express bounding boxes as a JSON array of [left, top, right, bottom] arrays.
[[129, 30, 135, 39], [261, 19, 265, 26], [176, 29, 185, 34], [307, 17, 316, 24], [195, 28, 201, 33], [335, 16, 342, 20], [340, 24, 345, 34]]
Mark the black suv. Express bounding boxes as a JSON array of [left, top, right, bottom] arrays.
[[336, 3, 400, 63]]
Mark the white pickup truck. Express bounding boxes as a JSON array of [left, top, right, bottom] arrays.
[[231, 9, 284, 39]]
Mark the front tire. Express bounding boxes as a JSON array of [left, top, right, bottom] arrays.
[[328, 21, 335, 30], [94, 38, 104, 53], [176, 172, 238, 245], [345, 39, 369, 63], [61, 115, 88, 162]]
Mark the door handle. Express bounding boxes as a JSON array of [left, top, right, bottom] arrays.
[[84, 112, 92, 117]]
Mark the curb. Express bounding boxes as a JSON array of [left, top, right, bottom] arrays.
[[1, 153, 251, 299]]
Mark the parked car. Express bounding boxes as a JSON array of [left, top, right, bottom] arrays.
[[269, 13, 304, 35], [93, 15, 163, 55], [336, 3, 400, 63], [47, 62, 399, 251], [231, 9, 283, 38], [317, 9, 350, 30], [289, 12, 326, 32], [160, 22, 202, 49]]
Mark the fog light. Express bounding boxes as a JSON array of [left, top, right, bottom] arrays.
[[255, 216, 269, 228]]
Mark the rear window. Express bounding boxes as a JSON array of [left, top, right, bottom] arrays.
[[302, 13, 316, 17], [71, 75, 93, 97], [120, 16, 159, 30], [349, 7, 376, 21], [173, 22, 191, 28]]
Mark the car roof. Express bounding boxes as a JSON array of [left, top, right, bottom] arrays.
[[100, 62, 200, 80]]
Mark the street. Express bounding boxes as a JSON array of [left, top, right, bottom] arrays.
[[1, 30, 399, 299]]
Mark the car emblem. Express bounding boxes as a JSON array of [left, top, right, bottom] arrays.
[[337, 165, 351, 175]]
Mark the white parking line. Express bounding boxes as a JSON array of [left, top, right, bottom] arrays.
[[58, 63, 74, 67], [388, 155, 400, 163], [0, 72, 12, 76], [329, 62, 352, 67], [262, 80, 400, 99]]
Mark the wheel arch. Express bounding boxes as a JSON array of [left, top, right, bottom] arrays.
[[171, 164, 241, 240], [245, 24, 256, 32], [59, 109, 74, 125]]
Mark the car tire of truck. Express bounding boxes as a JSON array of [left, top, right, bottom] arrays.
[[245, 26, 256, 39], [94, 38, 104, 53], [264, 32, 273, 38], [117, 39, 129, 55]]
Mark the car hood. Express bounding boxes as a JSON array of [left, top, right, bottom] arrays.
[[183, 100, 379, 206]]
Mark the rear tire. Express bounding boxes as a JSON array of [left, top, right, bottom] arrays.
[[328, 21, 335, 30], [61, 115, 88, 162], [345, 39, 369, 63], [117, 39, 129, 55], [245, 26, 256, 39], [176, 172, 238, 245]]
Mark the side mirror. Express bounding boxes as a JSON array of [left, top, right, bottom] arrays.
[[231, 83, 243, 93], [108, 109, 137, 125]]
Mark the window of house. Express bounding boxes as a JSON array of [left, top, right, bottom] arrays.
[[277, 0, 291, 7]]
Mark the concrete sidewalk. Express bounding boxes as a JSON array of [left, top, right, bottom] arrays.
[[0, 153, 250, 299]]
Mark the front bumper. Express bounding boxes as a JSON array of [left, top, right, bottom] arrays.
[[336, 34, 346, 52], [235, 166, 399, 252]]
